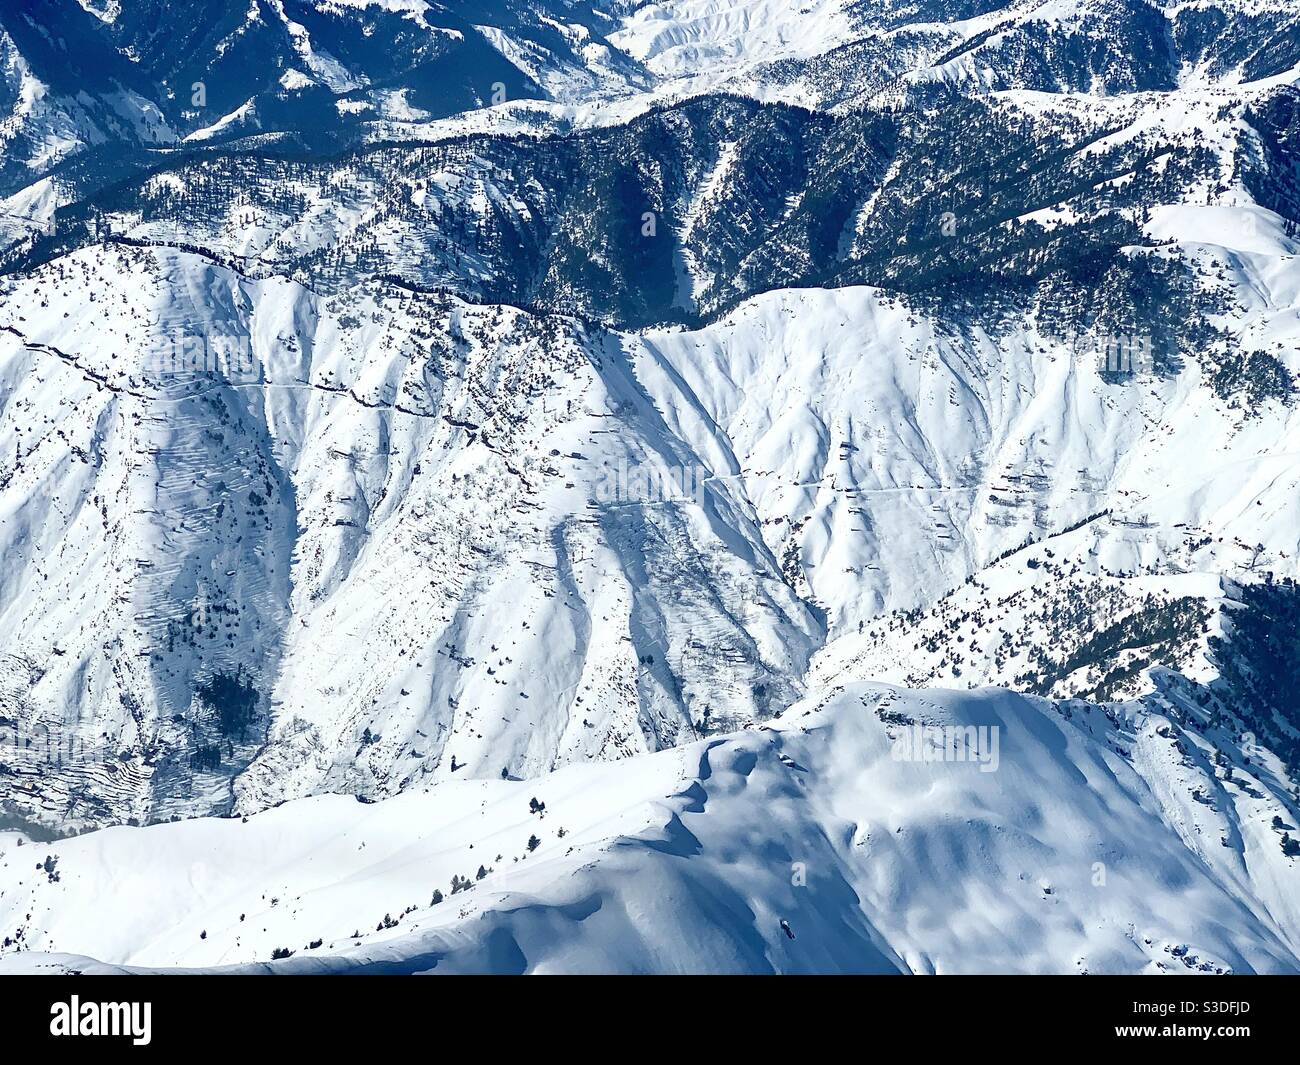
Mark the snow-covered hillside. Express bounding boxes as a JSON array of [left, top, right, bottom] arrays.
[[2, 681, 1297, 973], [0, 219, 1295, 831], [0, 243, 823, 829], [0, 0, 1298, 974]]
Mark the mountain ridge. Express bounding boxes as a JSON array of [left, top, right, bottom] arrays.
[[0, 0, 1297, 974]]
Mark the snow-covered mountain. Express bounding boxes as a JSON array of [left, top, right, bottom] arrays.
[[0, 0, 1297, 973], [4, 681, 1299, 973]]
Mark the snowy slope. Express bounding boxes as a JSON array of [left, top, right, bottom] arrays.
[[627, 268, 1300, 632], [1, 218, 1296, 830], [2, 153, 1300, 825], [0, 243, 821, 829], [2, 681, 1297, 973], [0, 0, 1298, 975]]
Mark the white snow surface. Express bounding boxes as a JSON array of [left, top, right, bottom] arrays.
[[1, 0, 1299, 975], [3, 681, 1297, 973]]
